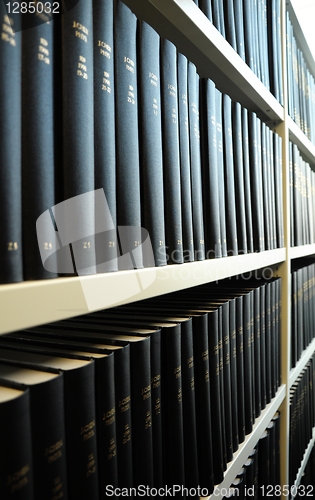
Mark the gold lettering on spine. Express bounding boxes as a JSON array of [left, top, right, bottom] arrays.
[[80, 421, 95, 441], [86, 453, 96, 477], [1, 15, 16, 46], [108, 437, 116, 460], [7, 464, 30, 494]]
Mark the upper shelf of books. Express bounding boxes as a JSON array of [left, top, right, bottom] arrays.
[[124, 0, 284, 122], [0, 249, 285, 335]]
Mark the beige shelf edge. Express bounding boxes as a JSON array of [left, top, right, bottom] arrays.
[[288, 117, 315, 164], [289, 244, 315, 260], [204, 385, 286, 500], [289, 338, 315, 388], [0, 248, 285, 335]]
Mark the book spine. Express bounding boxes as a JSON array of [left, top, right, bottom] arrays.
[[62, 0, 96, 275], [232, 101, 247, 254], [260, 284, 267, 410], [243, 291, 253, 434], [261, 123, 271, 250], [193, 315, 214, 490], [129, 337, 154, 487], [150, 330, 163, 487], [215, 89, 228, 257], [223, 0, 237, 51], [114, 345, 133, 487], [207, 310, 225, 484], [235, 295, 246, 443], [138, 21, 166, 268], [95, 353, 118, 490], [93, 0, 118, 273], [199, 0, 212, 22], [177, 52, 194, 262], [188, 62, 205, 261], [22, 9, 58, 280], [161, 39, 184, 264], [233, 0, 246, 60], [162, 324, 185, 485], [0, 7, 23, 283], [222, 94, 238, 256], [253, 287, 261, 418], [0, 386, 34, 499], [181, 319, 199, 488], [241, 107, 254, 253], [229, 298, 239, 452], [243, 0, 254, 71], [248, 112, 264, 252], [221, 302, 233, 461], [200, 78, 221, 258], [114, 0, 143, 270]]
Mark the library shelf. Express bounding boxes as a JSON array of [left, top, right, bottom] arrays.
[[204, 385, 286, 500], [125, 0, 284, 122], [288, 117, 315, 165], [289, 337, 315, 388], [291, 427, 315, 499], [289, 244, 315, 260], [0, 248, 286, 336]]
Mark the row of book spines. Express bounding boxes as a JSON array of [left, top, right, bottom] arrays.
[[291, 263, 315, 368], [289, 355, 315, 486], [0, 276, 282, 493], [199, 0, 283, 104], [225, 411, 280, 499], [287, 14, 315, 144], [289, 142, 315, 247], [91, 276, 282, 479], [0, 0, 285, 284]]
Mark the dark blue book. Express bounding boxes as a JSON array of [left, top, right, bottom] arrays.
[[223, 0, 237, 51], [93, 0, 118, 273], [243, 0, 254, 71], [241, 107, 254, 253], [0, 6, 23, 284], [200, 78, 221, 258], [62, 0, 96, 275], [232, 101, 247, 254], [234, 0, 246, 60], [115, 0, 143, 270], [0, 382, 34, 499], [22, 10, 58, 281], [199, 0, 212, 22], [222, 94, 238, 256], [139, 21, 167, 268], [215, 89, 228, 257], [248, 112, 264, 252], [188, 62, 205, 261], [177, 52, 194, 262], [161, 39, 183, 264]]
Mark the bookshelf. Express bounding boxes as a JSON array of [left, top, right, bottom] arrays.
[[1, 0, 315, 497]]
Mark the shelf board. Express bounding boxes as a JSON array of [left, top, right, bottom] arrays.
[[204, 386, 286, 500], [124, 0, 284, 122], [289, 244, 315, 260], [291, 427, 315, 498], [288, 118, 315, 165], [289, 338, 315, 388], [0, 249, 286, 335]]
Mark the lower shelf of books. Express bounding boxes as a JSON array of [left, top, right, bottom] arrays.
[[205, 385, 286, 500]]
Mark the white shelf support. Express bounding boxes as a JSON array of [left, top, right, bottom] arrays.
[[204, 386, 286, 500]]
